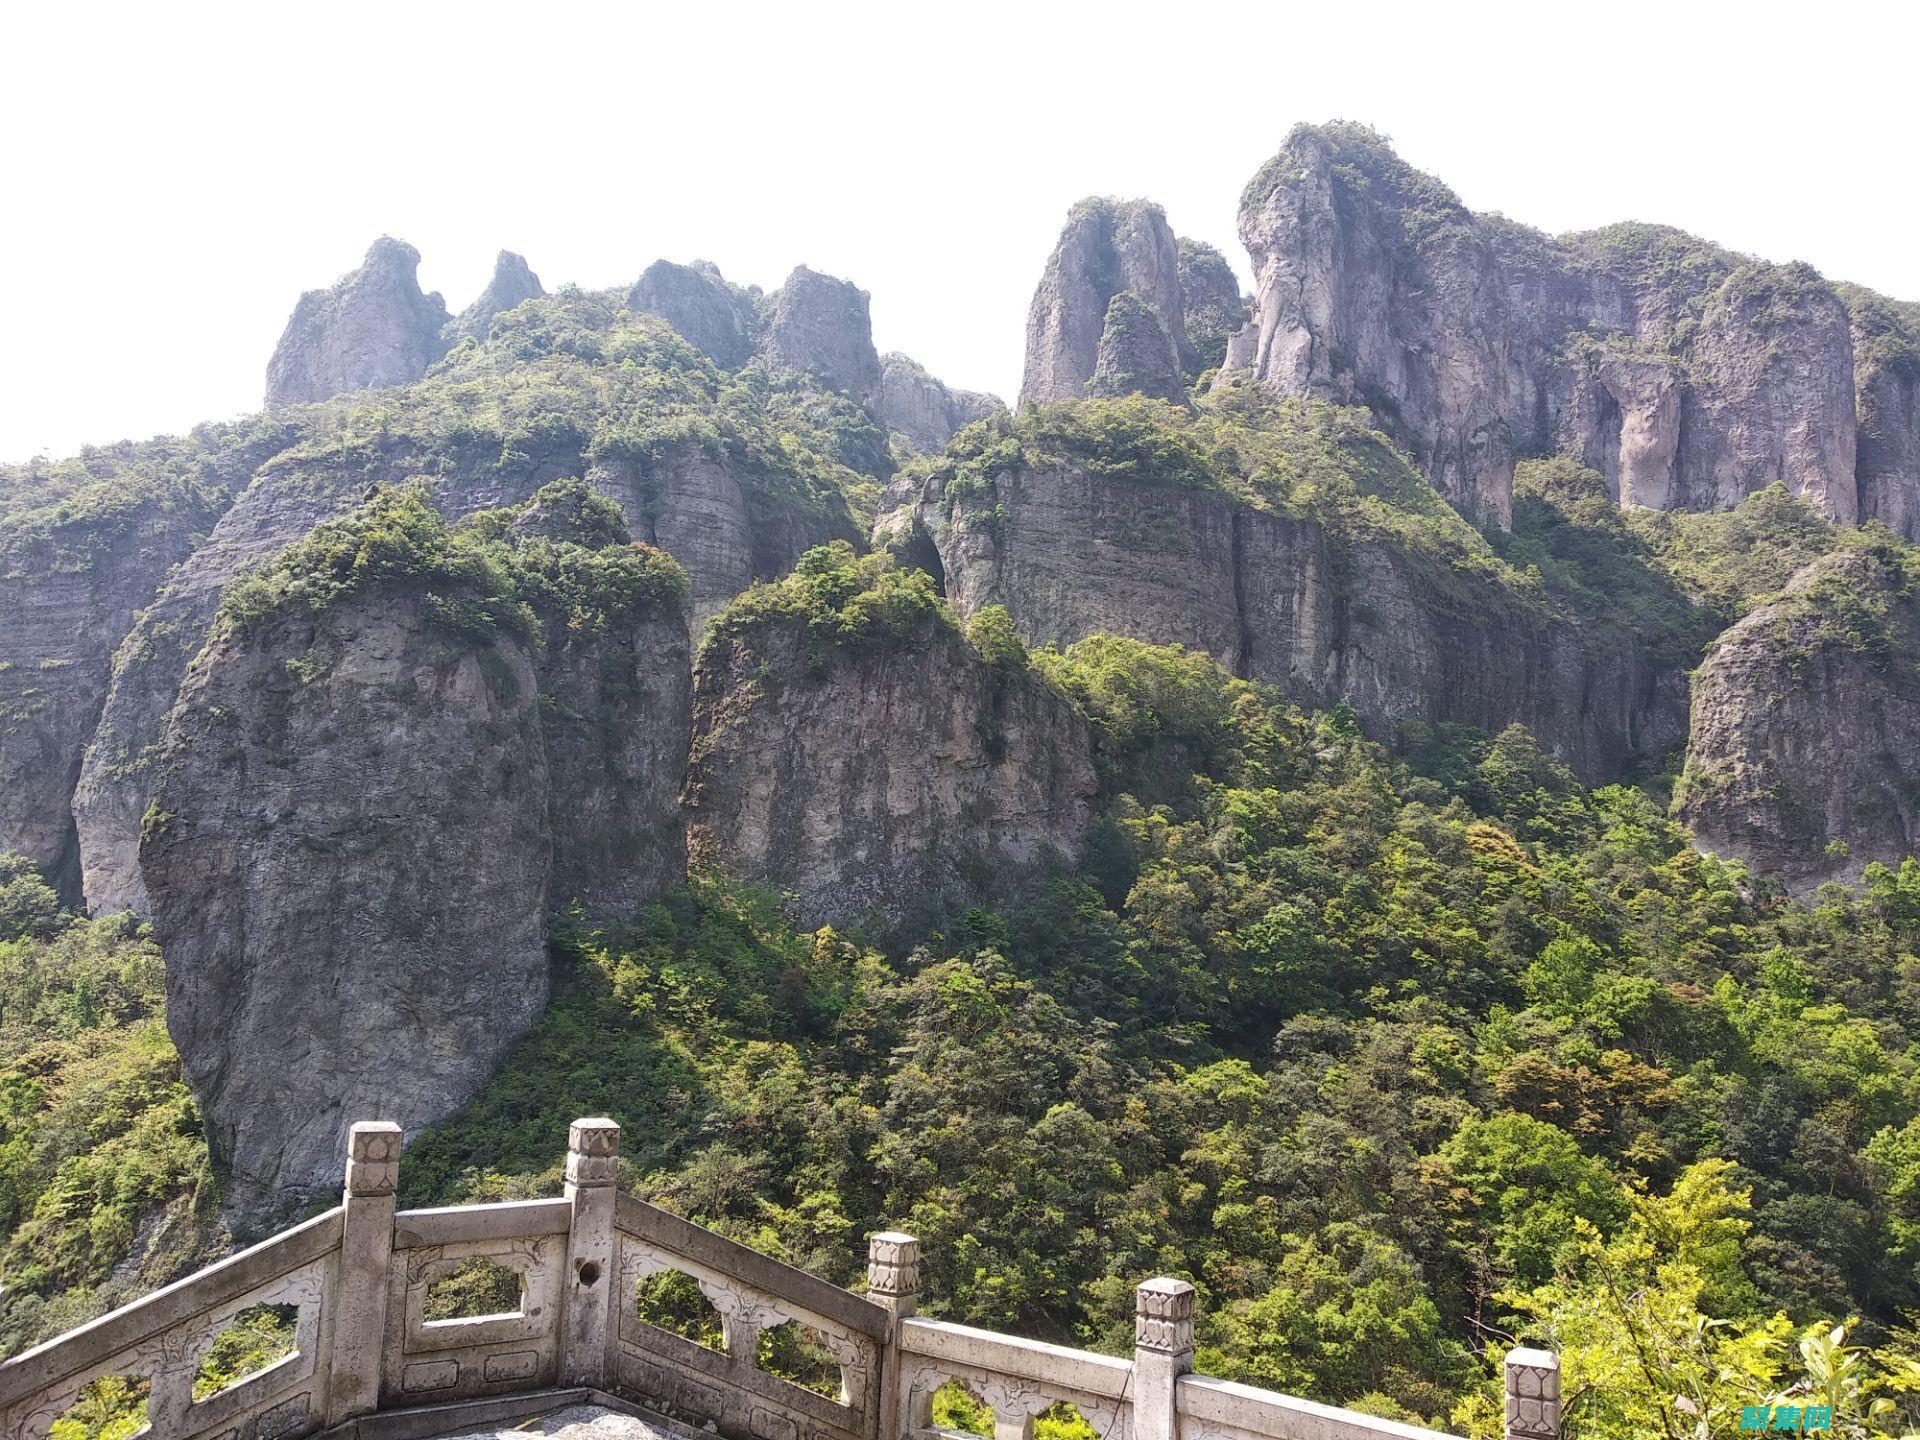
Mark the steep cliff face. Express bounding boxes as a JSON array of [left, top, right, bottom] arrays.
[[1225, 125, 1875, 532], [585, 440, 862, 632], [1229, 129, 1515, 527], [872, 353, 1003, 453], [448, 250, 545, 342], [143, 588, 553, 1228], [761, 266, 883, 401], [1678, 544, 1920, 891], [684, 554, 1096, 925], [264, 238, 451, 406], [628, 259, 764, 369], [497, 481, 693, 916], [1020, 198, 1196, 408], [139, 490, 689, 1226], [1846, 288, 1920, 537], [1089, 293, 1191, 406], [73, 422, 592, 916], [0, 423, 298, 900], [880, 398, 1693, 782]]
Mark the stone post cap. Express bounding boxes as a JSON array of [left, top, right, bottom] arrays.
[[1135, 1277, 1196, 1353], [867, 1231, 921, 1297], [345, 1121, 402, 1197], [565, 1117, 620, 1187], [1505, 1346, 1559, 1377]]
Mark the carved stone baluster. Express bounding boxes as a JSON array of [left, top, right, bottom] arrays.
[[562, 1117, 621, 1388], [1504, 1347, 1561, 1440], [869, 1231, 920, 1440], [326, 1120, 401, 1424], [1133, 1278, 1195, 1440]]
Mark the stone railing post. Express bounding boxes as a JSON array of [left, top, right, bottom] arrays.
[[325, 1121, 401, 1425], [868, 1231, 920, 1440], [1504, 1347, 1561, 1440], [1133, 1278, 1195, 1440], [562, 1117, 621, 1387]]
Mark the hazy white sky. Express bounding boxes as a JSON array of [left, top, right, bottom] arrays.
[[4, 0, 1917, 464]]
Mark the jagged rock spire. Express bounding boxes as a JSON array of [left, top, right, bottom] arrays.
[[1019, 197, 1201, 410], [264, 237, 451, 407], [448, 250, 545, 342]]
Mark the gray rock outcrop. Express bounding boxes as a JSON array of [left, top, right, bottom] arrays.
[[872, 353, 1004, 453], [1176, 239, 1249, 375], [1223, 124, 1875, 530], [1088, 293, 1190, 406], [449, 250, 545, 343], [628, 260, 763, 369], [584, 439, 862, 633], [880, 444, 1691, 783], [142, 588, 555, 1228], [1847, 288, 1920, 538], [1020, 198, 1194, 409], [1677, 544, 1920, 891], [0, 427, 296, 900], [685, 593, 1096, 926], [761, 267, 882, 401], [73, 422, 594, 917], [264, 238, 451, 406], [139, 491, 690, 1226]]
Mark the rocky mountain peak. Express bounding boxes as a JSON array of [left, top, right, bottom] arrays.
[[448, 249, 545, 342], [628, 259, 763, 369], [264, 236, 452, 407], [762, 265, 882, 401], [1019, 196, 1212, 410]]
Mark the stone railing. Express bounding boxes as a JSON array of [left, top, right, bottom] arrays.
[[0, 1119, 1562, 1440]]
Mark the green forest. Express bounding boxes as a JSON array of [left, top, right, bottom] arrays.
[[14, 515, 1920, 1433], [7, 276, 1920, 1440]]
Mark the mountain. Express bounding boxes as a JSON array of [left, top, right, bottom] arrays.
[[9, 125, 1920, 1435]]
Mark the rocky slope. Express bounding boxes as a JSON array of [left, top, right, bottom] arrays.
[[761, 265, 883, 401], [873, 353, 1002, 454], [1217, 124, 1901, 531], [264, 238, 452, 406], [138, 488, 689, 1226], [1847, 287, 1920, 537], [1678, 541, 1920, 891], [684, 551, 1097, 925]]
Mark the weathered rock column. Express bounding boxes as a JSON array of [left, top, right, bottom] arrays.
[[562, 1118, 621, 1387], [868, 1231, 921, 1440], [1504, 1347, 1561, 1440], [326, 1121, 401, 1424], [1133, 1278, 1195, 1440]]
